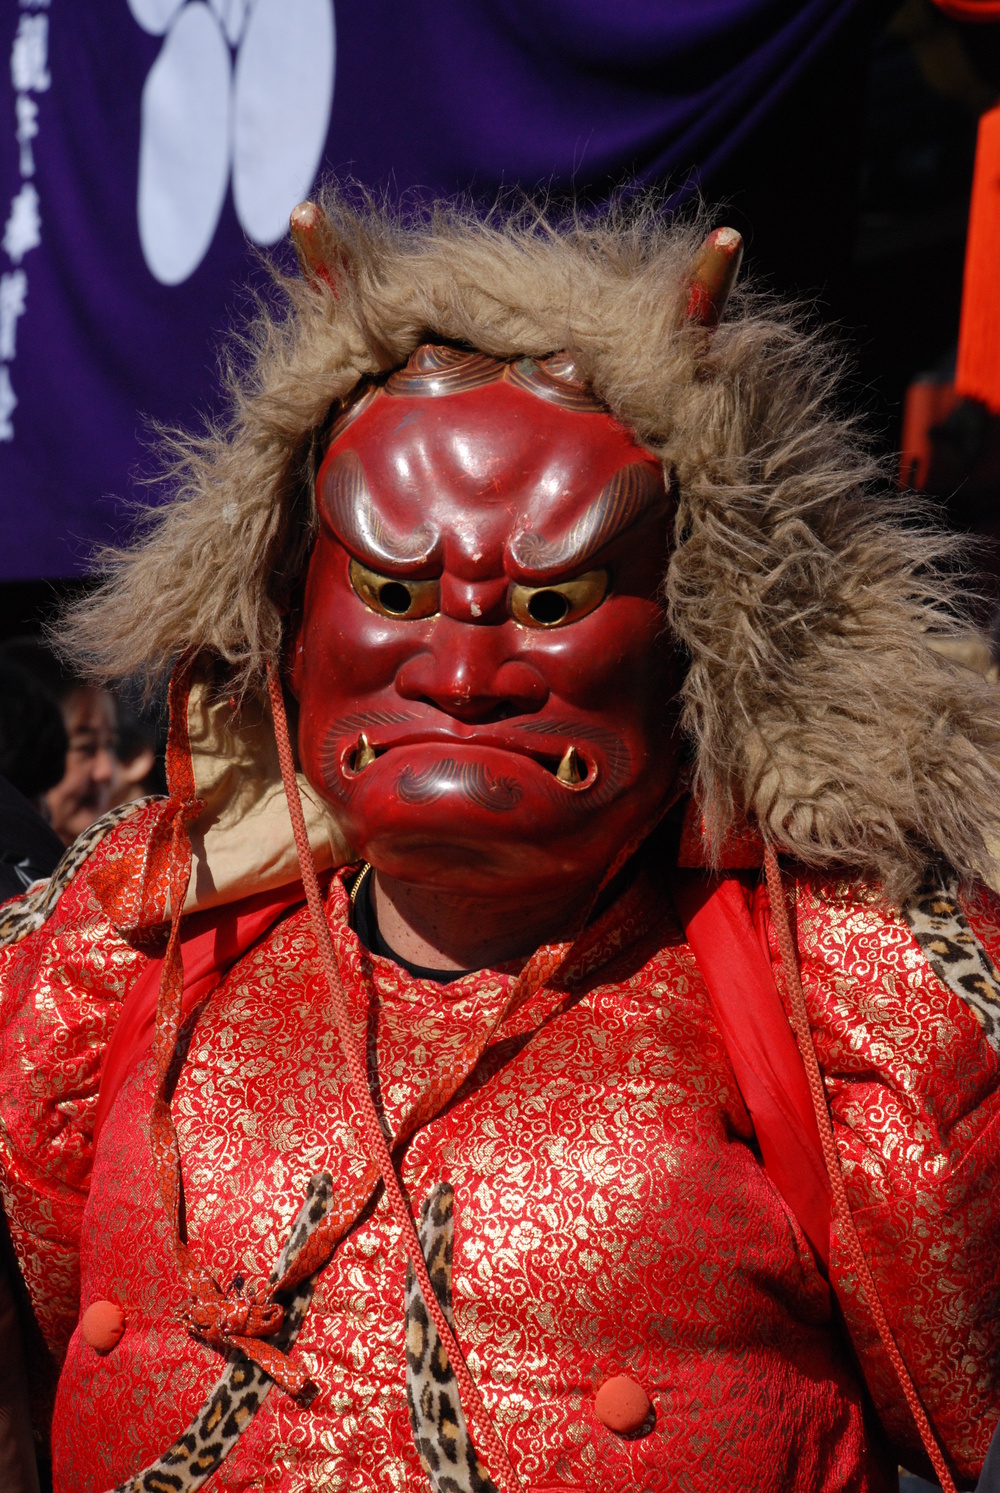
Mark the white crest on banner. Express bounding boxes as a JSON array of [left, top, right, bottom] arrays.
[[130, 0, 336, 287], [127, 0, 185, 33], [137, 5, 231, 288]]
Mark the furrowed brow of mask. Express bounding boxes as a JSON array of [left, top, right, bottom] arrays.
[[318, 448, 440, 569], [508, 462, 669, 578]]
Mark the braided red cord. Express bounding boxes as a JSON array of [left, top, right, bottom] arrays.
[[145, 662, 317, 1396], [266, 665, 522, 1493], [763, 846, 958, 1493]]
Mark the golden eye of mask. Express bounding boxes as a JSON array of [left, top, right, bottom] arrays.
[[349, 558, 441, 619], [509, 570, 609, 628]]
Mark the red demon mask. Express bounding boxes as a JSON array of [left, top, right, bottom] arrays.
[[289, 345, 681, 899]]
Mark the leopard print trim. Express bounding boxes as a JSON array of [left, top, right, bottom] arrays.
[[106, 1171, 335, 1493], [405, 1183, 499, 1493], [0, 798, 156, 949], [904, 877, 1000, 1054]]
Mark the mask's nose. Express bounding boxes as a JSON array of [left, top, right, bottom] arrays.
[[394, 618, 548, 723]]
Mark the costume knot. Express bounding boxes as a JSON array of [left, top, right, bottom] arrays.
[[180, 1277, 310, 1398], [182, 1279, 285, 1348]]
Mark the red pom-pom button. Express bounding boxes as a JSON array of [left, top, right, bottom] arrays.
[[593, 1374, 652, 1435], [81, 1300, 125, 1354]]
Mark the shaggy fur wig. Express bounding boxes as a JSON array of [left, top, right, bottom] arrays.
[[59, 192, 1000, 901]]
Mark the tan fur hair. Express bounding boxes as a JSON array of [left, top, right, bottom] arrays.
[[59, 191, 1000, 901]]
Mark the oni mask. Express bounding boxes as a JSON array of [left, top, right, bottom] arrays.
[[289, 345, 681, 898]]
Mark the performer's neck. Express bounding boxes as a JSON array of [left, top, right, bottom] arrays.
[[370, 870, 597, 971]]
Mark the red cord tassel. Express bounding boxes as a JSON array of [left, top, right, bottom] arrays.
[[956, 103, 1000, 414]]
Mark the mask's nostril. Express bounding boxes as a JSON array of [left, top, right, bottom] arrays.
[[414, 696, 521, 725], [396, 646, 549, 721]]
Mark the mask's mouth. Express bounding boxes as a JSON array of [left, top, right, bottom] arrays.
[[342, 731, 596, 790]]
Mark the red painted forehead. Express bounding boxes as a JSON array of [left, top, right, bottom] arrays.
[[316, 347, 667, 581]]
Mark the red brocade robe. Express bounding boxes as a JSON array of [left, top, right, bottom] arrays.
[[2, 799, 1000, 1491]]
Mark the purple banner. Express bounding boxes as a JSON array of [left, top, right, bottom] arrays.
[[1, 0, 866, 579]]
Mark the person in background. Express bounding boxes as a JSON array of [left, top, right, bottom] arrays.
[[0, 773, 64, 905], [0, 760, 63, 1493], [108, 693, 165, 808], [0, 669, 65, 1488], [0, 657, 69, 897], [0, 657, 67, 815], [0, 639, 118, 847]]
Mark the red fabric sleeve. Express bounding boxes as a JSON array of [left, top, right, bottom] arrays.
[[0, 805, 166, 1364], [673, 869, 832, 1267], [755, 870, 1000, 1482]]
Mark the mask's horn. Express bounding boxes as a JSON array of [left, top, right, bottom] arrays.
[[685, 227, 744, 329], [289, 200, 342, 296]]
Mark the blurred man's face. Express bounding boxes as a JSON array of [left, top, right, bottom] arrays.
[[290, 346, 681, 900], [45, 687, 118, 845]]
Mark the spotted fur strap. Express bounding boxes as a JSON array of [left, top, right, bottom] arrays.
[[0, 798, 155, 949], [904, 876, 1000, 1054], [105, 1172, 335, 1493], [405, 1184, 500, 1493]]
